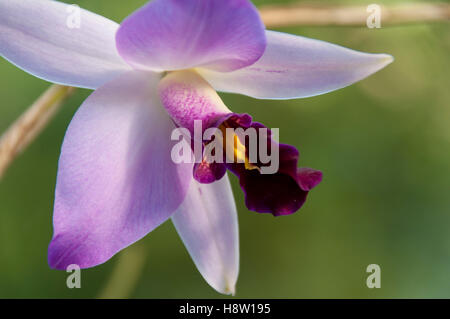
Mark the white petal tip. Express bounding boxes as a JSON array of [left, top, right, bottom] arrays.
[[370, 53, 394, 71], [211, 276, 237, 296], [209, 273, 237, 295], [171, 176, 239, 297], [379, 54, 395, 65], [222, 283, 236, 296], [366, 53, 394, 77]]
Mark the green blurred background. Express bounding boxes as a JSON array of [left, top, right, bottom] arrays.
[[0, 0, 449, 298]]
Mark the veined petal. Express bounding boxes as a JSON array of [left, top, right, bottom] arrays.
[[48, 71, 192, 269], [158, 70, 231, 135], [172, 175, 239, 295], [116, 0, 266, 72], [199, 30, 394, 99], [0, 0, 131, 89]]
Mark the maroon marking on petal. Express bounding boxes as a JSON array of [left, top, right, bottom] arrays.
[[234, 168, 309, 216], [193, 161, 227, 184], [297, 167, 323, 191]]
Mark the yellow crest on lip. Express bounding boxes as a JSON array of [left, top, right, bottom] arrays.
[[218, 123, 260, 171]]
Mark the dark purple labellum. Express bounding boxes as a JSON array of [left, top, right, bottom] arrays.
[[193, 113, 322, 216]]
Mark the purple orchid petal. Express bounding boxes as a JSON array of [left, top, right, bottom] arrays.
[[172, 175, 239, 295], [116, 0, 266, 72], [199, 30, 394, 99], [0, 0, 131, 89], [48, 71, 192, 269]]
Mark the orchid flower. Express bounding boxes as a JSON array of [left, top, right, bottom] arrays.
[[0, 0, 393, 295]]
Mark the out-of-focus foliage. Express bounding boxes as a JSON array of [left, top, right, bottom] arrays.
[[0, 0, 449, 298]]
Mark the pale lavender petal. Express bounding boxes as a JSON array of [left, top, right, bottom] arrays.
[[48, 71, 192, 269], [0, 0, 131, 89], [199, 30, 394, 99], [172, 174, 239, 295], [116, 0, 266, 72]]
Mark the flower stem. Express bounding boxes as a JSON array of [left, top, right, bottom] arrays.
[[0, 84, 75, 179], [260, 2, 450, 28], [98, 242, 148, 299]]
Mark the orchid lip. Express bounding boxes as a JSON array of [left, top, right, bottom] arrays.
[[172, 112, 323, 217]]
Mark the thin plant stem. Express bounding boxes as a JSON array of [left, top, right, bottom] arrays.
[[259, 2, 450, 27], [0, 85, 74, 179], [98, 242, 148, 299]]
